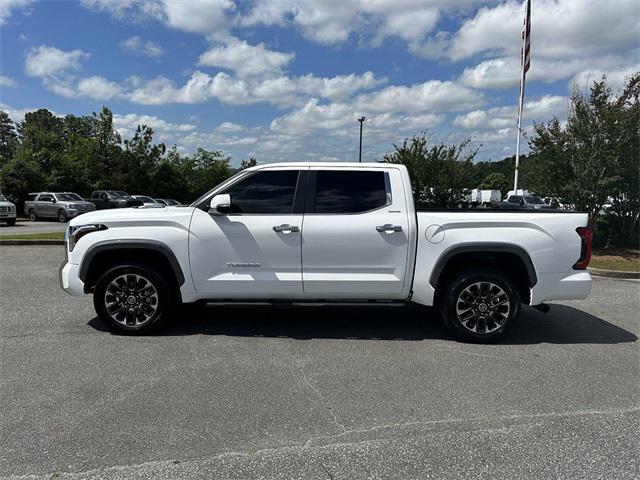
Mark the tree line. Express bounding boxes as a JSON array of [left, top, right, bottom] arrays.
[[1, 74, 637, 246], [0, 107, 257, 210]]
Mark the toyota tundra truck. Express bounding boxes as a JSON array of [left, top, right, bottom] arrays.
[[59, 163, 593, 342]]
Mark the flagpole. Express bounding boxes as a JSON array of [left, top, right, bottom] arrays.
[[514, 0, 528, 193]]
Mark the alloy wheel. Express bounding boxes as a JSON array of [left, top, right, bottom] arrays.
[[104, 274, 159, 327], [455, 281, 511, 334]]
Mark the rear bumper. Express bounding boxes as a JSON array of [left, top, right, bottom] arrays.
[[530, 270, 592, 305], [59, 261, 85, 296]]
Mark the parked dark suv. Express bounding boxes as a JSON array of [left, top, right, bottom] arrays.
[[89, 191, 144, 210]]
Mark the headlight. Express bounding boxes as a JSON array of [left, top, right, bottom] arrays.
[[67, 224, 107, 251]]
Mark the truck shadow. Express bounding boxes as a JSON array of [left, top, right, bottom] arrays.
[[88, 304, 637, 345]]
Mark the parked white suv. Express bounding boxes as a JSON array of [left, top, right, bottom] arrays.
[[0, 193, 16, 226], [60, 163, 593, 342]]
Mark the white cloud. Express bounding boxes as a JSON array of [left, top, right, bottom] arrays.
[[76, 76, 123, 100], [571, 65, 640, 93], [162, 0, 234, 34], [112, 113, 196, 143], [0, 75, 15, 87], [460, 54, 640, 90], [198, 37, 294, 78], [24, 45, 89, 77], [124, 69, 384, 107], [120, 36, 165, 57], [241, 0, 464, 48], [453, 95, 567, 130], [0, 0, 32, 25], [215, 121, 245, 132], [438, 0, 640, 61]]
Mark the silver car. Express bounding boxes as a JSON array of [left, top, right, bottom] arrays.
[[24, 192, 96, 222]]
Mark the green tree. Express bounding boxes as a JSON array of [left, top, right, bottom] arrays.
[[239, 157, 257, 170], [122, 125, 165, 193], [384, 134, 477, 208], [528, 74, 639, 236], [479, 172, 509, 195], [0, 111, 18, 166], [0, 157, 46, 211]]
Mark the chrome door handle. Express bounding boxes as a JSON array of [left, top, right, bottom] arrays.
[[273, 224, 300, 233], [376, 224, 403, 233]]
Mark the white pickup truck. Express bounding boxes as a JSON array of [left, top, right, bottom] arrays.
[[60, 163, 593, 342]]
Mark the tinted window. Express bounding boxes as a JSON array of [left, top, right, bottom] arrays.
[[508, 196, 522, 203], [39, 194, 53, 202], [312, 171, 389, 214], [55, 193, 82, 201], [224, 170, 299, 214]]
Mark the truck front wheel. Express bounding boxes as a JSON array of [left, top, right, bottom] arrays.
[[93, 263, 175, 333], [439, 268, 520, 343]]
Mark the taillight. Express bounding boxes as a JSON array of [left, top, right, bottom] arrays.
[[573, 227, 592, 270]]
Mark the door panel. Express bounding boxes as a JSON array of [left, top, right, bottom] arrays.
[[189, 168, 305, 298], [189, 210, 303, 296], [301, 168, 411, 298]]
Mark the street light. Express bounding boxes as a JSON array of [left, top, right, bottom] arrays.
[[357, 116, 366, 162]]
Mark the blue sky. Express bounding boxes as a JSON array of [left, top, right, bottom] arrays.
[[1, 0, 638, 165]]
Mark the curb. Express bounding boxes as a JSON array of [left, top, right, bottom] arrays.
[[589, 267, 640, 280], [0, 239, 64, 245]]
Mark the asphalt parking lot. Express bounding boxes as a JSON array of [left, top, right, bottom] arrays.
[[0, 220, 67, 235], [1, 245, 638, 479]]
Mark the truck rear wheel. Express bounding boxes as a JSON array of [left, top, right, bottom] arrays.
[[93, 262, 175, 333], [28, 209, 37, 222], [439, 268, 520, 343]]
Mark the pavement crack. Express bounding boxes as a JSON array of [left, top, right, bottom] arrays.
[[290, 363, 347, 435], [6, 406, 638, 479]]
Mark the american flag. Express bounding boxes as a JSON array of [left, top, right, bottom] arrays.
[[521, 0, 531, 76], [513, 0, 531, 192]]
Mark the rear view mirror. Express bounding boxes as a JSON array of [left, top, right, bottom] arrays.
[[209, 194, 232, 215]]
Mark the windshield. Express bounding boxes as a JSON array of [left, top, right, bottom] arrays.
[[55, 193, 83, 201], [108, 191, 130, 198], [525, 195, 545, 204], [136, 196, 156, 203]]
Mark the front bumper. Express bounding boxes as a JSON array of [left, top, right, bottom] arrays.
[[67, 209, 95, 218], [59, 261, 85, 296], [0, 213, 16, 219], [530, 270, 592, 305]]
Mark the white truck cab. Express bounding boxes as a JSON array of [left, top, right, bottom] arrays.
[[60, 163, 592, 342]]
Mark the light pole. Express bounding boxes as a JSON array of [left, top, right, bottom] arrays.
[[358, 116, 366, 162]]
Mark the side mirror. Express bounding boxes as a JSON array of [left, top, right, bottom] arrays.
[[209, 194, 232, 215], [51, 198, 57, 203], [519, 199, 525, 206]]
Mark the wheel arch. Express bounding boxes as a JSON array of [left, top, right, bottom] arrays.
[[430, 243, 537, 305], [79, 241, 185, 295]]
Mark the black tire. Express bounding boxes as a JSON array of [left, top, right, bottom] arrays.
[[57, 209, 67, 223], [28, 209, 37, 222], [439, 268, 520, 343], [93, 262, 176, 333], [5, 218, 16, 226]]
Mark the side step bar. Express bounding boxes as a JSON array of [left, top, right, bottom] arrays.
[[203, 300, 407, 307]]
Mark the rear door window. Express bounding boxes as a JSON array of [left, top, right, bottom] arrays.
[[311, 170, 389, 214]]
